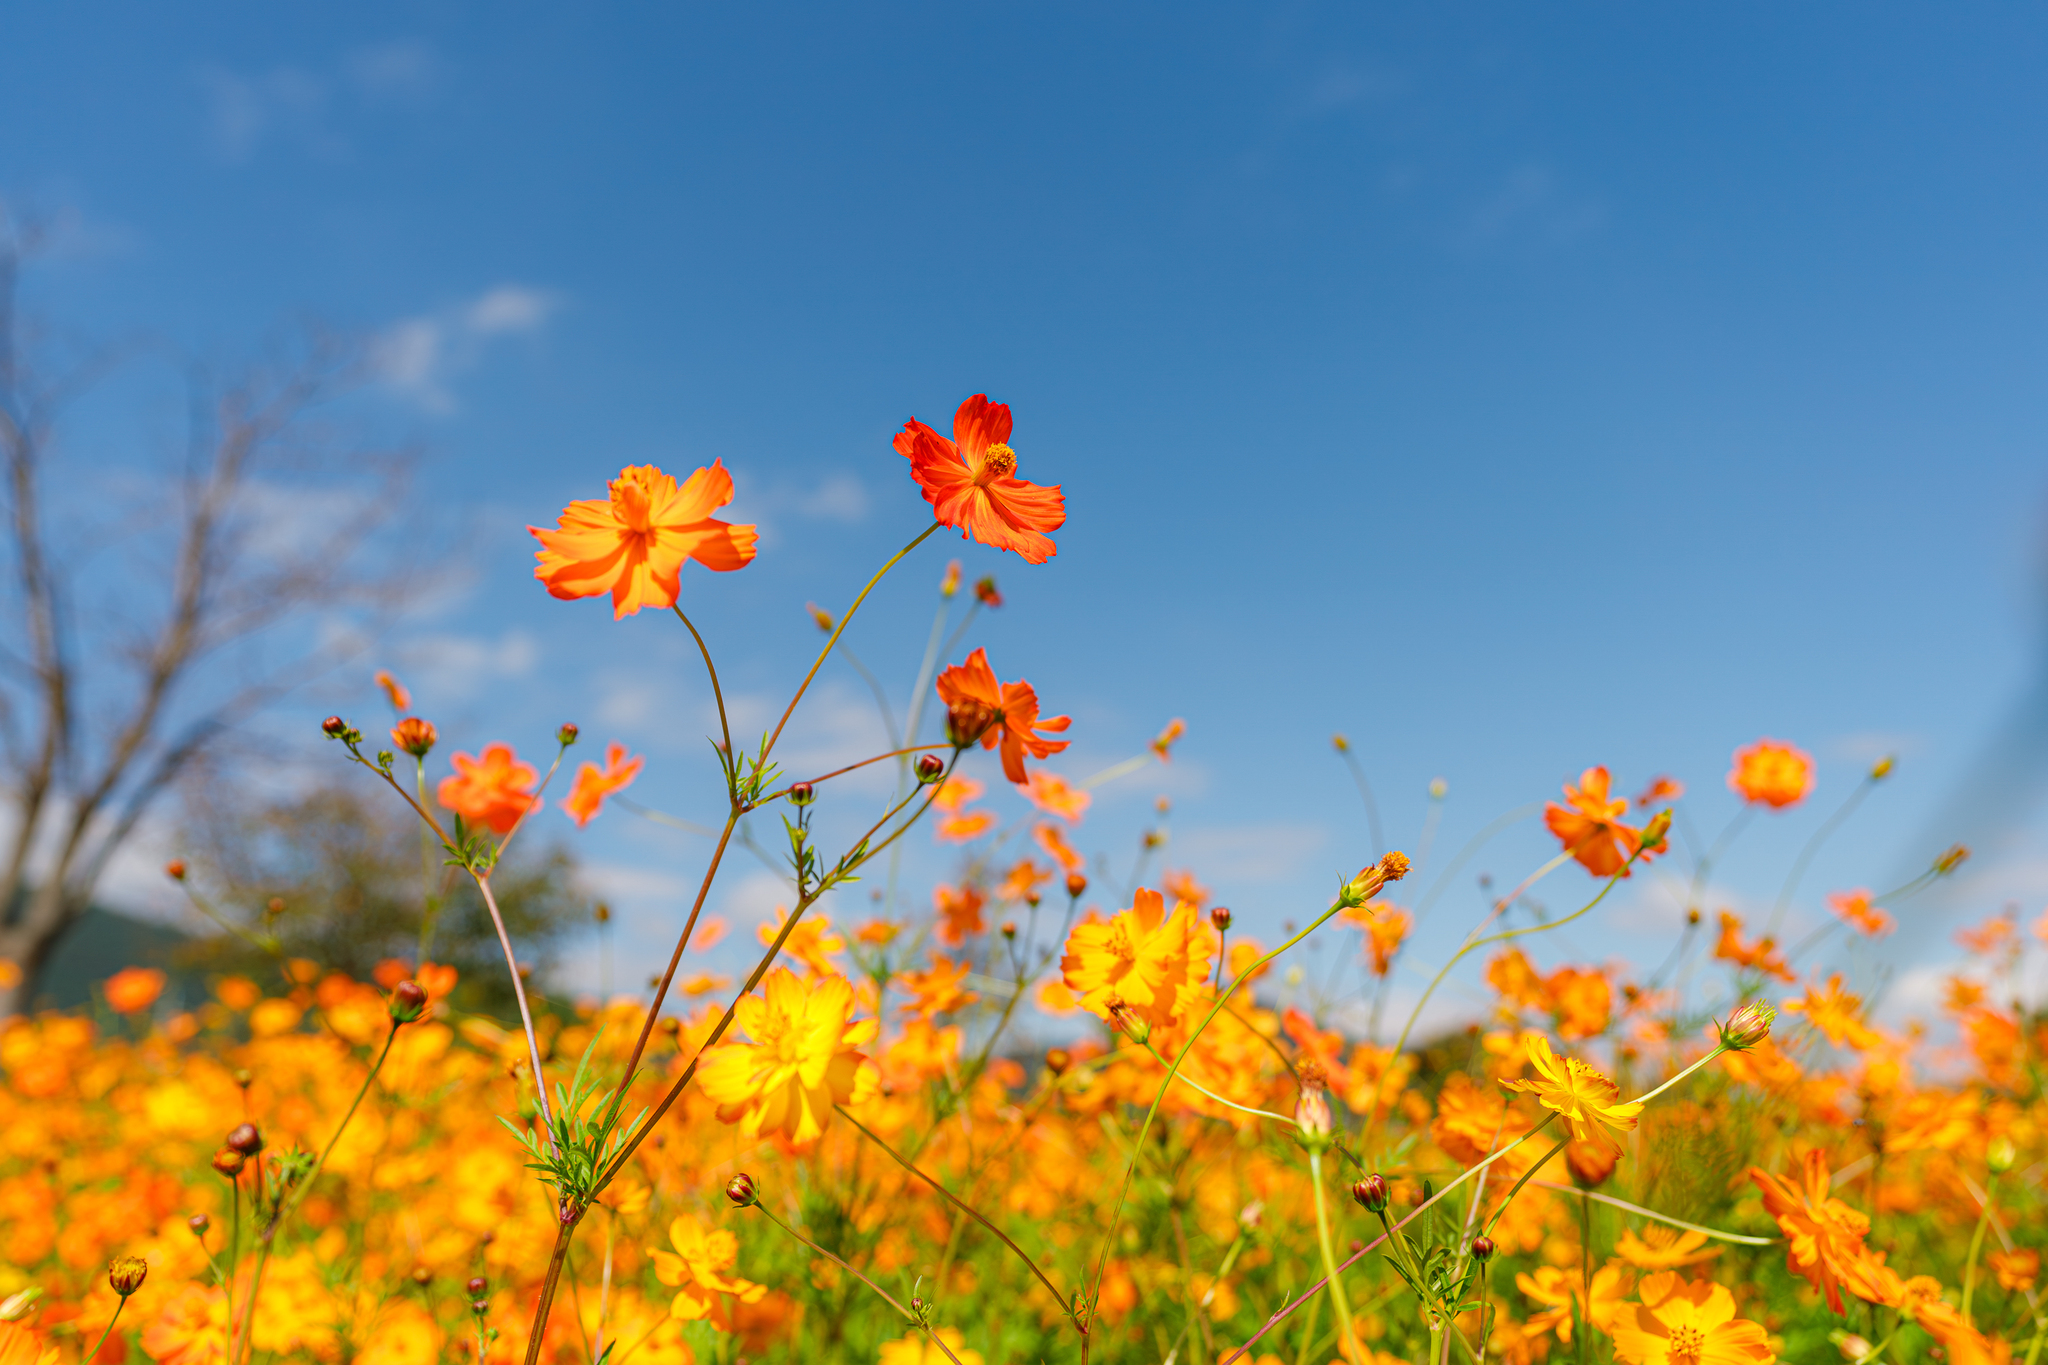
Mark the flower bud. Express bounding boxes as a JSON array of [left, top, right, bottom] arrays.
[[806, 602, 835, 633], [940, 560, 962, 598], [226, 1122, 264, 1156], [1294, 1082, 1333, 1149], [1000, 920, 1017, 939], [659, 1016, 680, 1037], [211, 1147, 246, 1178], [1871, 755, 1895, 781], [1332, 734, 1350, 753], [789, 782, 815, 807], [1066, 873, 1088, 899], [1718, 1001, 1776, 1052], [1639, 809, 1673, 854], [594, 903, 611, 924], [233, 1069, 253, 1090], [725, 1173, 759, 1207], [1470, 1235, 1496, 1262], [1989, 1135, 2017, 1174], [1566, 1138, 1619, 1188], [1106, 997, 1151, 1046], [975, 576, 1003, 608], [1044, 1047, 1071, 1076], [467, 1277, 487, 1297], [1239, 1200, 1264, 1230], [471, 1300, 489, 1315], [165, 859, 187, 881], [266, 897, 285, 917], [916, 754, 945, 784], [1429, 777, 1448, 799], [1209, 906, 1233, 932], [188, 1213, 210, 1236], [411, 1266, 432, 1286], [391, 718, 437, 758], [389, 980, 428, 1024], [557, 723, 579, 746], [321, 716, 348, 737], [1935, 844, 1971, 875], [1351, 1174, 1389, 1213], [108, 1256, 148, 1297], [945, 699, 999, 748]]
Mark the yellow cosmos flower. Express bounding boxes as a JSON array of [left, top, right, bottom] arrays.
[[698, 968, 878, 1144], [877, 1327, 986, 1365], [1059, 887, 1213, 1031], [649, 1213, 767, 1330], [1501, 1035, 1644, 1147], [1610, 1272, 1775, 1365], [1616, 1225, 1723, 1271]]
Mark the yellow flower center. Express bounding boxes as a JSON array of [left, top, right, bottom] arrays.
[[1108, 921, 1137, 962], [1666, 1323, 1706, 1365], [977, 443, 1018, 483]]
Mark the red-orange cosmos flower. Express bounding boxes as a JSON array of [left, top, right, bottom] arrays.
[[896, 395, 1065, 564], [1545, 766, 1655, 877], [530, 462, 759, 618], [934, 647, 1071, 784], [564, 742, 645, 828], [438, 743, 541, 834], [1728, 738, 1814, 809]]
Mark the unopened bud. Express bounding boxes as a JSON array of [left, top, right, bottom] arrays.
[[389, 980, 428, 1024], [226, 1122, 263, 1155], [1935, 844, 1971, 875], [945, 699, 999, 748], [1989, 1135, 2017, 1174], [165, 859, 187, 881], [1351, 1174, 1389, 1213], [789, 782, 815, 807], [557, 723, 579, 746], [1332, 734, 1350, 753], [659, 1017, 680, 1037], [1871, 755, 1895, 781], [1209, 906, 1232, 932], [1429, 777, 1448, 799], [975, 576, 1003, 608], [725, 1173, 758, 1207], [1294, 1082, 1333, 1149], [916, 754, 945, 784], [108, 1256, 148, 1297], [391, 718, 437, 758], [321, 716, 348, 737], [594, 902, 611, 924], [1687, 907, 1701, 926], [1106, 997, 1150, 1046], [1066, 873, 1088, 899], [233, 1069, 252, 1089], [940, 560, 962, 598], [1470, 1235, 1496, 1262], [211, 1147, 246, 1178], [1044, 1047, 1071, 1076], [1239, 1200, 1264, 1230], [806, 602, 834, 632], [467, 1277, 487, 1297], [411, 1266, 432, 1286], [1639, 809, 1672, 853], [1718, 1001, 1776, 1051], [187, 1213, 210, 1236], [266, 897, 285, 917], [471, 1299, 488, 1315], [1000, 920, 1016, 939], [1566, 1138, 1619, 1188], [1836, 1334, 1874, 1362]]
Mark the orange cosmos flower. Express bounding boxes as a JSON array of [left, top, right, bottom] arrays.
[[530, 462, 759, 618], [1747, 1149, 1888, 1313], [998, 859, 1052, 904], [141, 1285, 229, 1365], [1545, 766, 1656, 877], [1784, 974, 1880, 1050], [1161, 868, 1210, 909], [1609, 1272, 1775, 1365], [1061, 886, 1214, 1032], [1826, 888, 1894, 938], [1357, 904, 1412, 977], [437, 743, 540, 834], [1486, 948, 1550, 1012], [936, 809, 996, 843], [934, 647, 1071, 783], [1992, 1248, 2040, 1294], [1151, 718, 1187, 762], [756, 908, 845, 976], [563, 741, 644, 827], [373, 669, 412, 711], [1518, 1264, 1634, 1344], [1501, 1034, 1644, 1148], [1728, 738, 1813, 809], [1713, 912, 1795, 983], [1034, 821, 1085, 873], [933, 883, 986, 945], [1957, 913, 2017, 956], [1633, 775, 1684, 810], [896, 394, 1065, 563], [697, 967, 877, 1143], [649, 1212, 767, 1330], [1614, 1226, 1722, 1271], [104, 965, 167, 1015], [0, 1323, 54, 1365], [1022, 770, 1091, 822], [1546, 965, 1613, 1040], [899, 954, 979, 1019], [1911, 1297, 2010, 1365], [930, 776, 983, 813]]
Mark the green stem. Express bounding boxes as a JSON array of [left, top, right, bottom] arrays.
[[750, 1203, 968, 1365], [82, 1297, 126, 1363], [1310, 1151, 1365, 1365], [1963, 1173, 1998, 1327], [1764, 776, 1875, 938]]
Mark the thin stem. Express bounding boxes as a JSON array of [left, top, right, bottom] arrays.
[[280, 1025, 400, 1224], [473, 873, 557, 1142], [837, 640, 902, 750], [672, 604, 731, 760], [757, 744, 951, 804], [1140, 1039, 1295, 1124], [749, 1202, 968, 1365], [1764, 776, 1876, 938], [1963, 1172, 1998, 1327], [1482, 1135, 1571, 1237], [1310, 1151, 1366, 1365], [229, 1242, 272, 1365], [82, 1298, 127, 1364], [521, 1218, 583, 1365], [1336, 743, 1384, 859], [1523, 1182, 1777, 1244]]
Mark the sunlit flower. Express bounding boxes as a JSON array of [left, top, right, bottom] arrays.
[[1547, 965, 1613, 1041], [698, 968, 877, 1143], [104, 965, 167, 1015], [1501, 1034, 1644, 1148], [1728, 739, 1813, 809], [1910, 1295, 2008, 1365], [530, 462, 759, 618], [1609, 1271, 1775, 1365], [931, 776, 984, 812], [877, 1327, 986, 1365], [934, 648, 1071, 783], [1615, 1226, 1723, 1271], [1748, 1150, 1888, 1313], [1783, 975, 1880, 1050], [1061, 887, 1213, 1032], [1957, 913, 2017, 956], [1022, 770, 1091, 822], [437, 743, 541, 834], [998, 859, 1052, 905], [896, 394, 1064, 563], [1546, 766, 1656, 877], [1486, 948, 1550, 1012], [1633, 775, 1684, 810], [1355, 904, 1412, 977], [755, 908, 845, 976], [855, 919, 900, 946], [934, 883, 987, 945], [1161, 869, 1210, 909], [563, 741, 644, 827], [899, 954, 979, 1020], [1991, 1248, 2039, 1294], [1826, 889, 1894, 939], [1431, 1072, 1532, 1166], [1151, 718, 1187, 762], [1713, 912, 1794, 983], [649, 1212, 767, 1330], [1518, 1263, 1633, 1343], [141, 1285, 230, 1365], [936, 810, 997, 843], [373, 669, 412, 711], [1034, 821, 1085, 873]]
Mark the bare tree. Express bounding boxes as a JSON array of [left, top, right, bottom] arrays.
[[0, 205, 415, 1014]]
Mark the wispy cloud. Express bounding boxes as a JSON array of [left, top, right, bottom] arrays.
[[1461, 165, 1605, 250], [197, 39, 441, 162], [373, 284, 562, 412]]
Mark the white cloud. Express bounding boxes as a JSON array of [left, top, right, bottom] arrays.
[[345, 40, 437, 101], [797, 474, 870, 523], [374, 284, 563, 412], [395, 628, 539, 701], [1171, 821, 1330, 884], [197, 42, 438, 162], [1462, 165, 1605, 249], [467, 285, 558, 336]]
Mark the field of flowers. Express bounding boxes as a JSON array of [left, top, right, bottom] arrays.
[[0, 394, 2029, 1365]]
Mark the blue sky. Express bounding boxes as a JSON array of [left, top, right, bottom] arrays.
[[8, 4, 2048, 1034]]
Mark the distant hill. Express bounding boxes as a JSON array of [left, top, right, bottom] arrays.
[[32, 906, 199, 1013]]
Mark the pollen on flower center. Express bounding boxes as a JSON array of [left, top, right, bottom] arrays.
[[1667, 1324, 1706, 1365], [1107, 922, 1136, 961], [977, 443, 1018, 482]]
